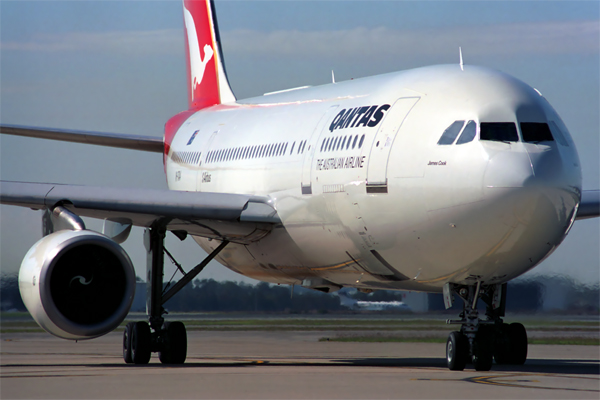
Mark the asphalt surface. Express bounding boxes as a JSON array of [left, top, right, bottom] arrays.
[[1, 329, 599, 399]]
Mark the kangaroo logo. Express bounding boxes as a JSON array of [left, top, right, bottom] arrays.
[[183, 6, 214, 94], [69, 275, 93, 287]]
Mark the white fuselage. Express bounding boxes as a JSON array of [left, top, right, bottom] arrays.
[[165, 65, 581, 293]]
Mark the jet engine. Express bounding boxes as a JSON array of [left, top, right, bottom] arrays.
[[19, 229, 136, 340]]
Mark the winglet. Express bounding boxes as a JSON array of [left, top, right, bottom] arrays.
[[459, 47, 464, 71], [182, 0, 236, 110]]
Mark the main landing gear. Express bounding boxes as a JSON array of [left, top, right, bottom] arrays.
[[122, 223, 229, 364], [444, 282, 528, 371]]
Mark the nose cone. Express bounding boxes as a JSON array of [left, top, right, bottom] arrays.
[[477, 143, 580, 281], [484, 146, 533, 189]]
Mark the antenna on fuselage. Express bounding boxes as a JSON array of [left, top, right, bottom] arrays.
[[459, 47, 464, 71], [332, 70, 336, 84]]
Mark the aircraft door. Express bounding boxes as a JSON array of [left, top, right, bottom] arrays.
[[301, 105, 339, 195], [366, 97, 419, 193]]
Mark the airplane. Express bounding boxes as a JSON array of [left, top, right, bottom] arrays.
[[338, 293, 411, 312], [1, 0, 598, 371]]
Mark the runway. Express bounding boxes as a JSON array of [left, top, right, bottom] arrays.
[[1, 330, 599, 399]]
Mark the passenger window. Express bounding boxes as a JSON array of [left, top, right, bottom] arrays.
[[336, 137, 343, 151], [352, 135, 358, 149], [341, 136, 347, 149], [437, 121, 464, 145], [284, 142, 288, 155], [358, 134, 365, 148], [456, 120, 477, 145], [327, 138, 334, 151], [521, 122, 554, 143], [480, 122, 518, 142], [290, 142, 295, 155], [549, 121, 569, 146]]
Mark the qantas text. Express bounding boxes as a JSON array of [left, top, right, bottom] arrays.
[[329, 104, 390, 132]]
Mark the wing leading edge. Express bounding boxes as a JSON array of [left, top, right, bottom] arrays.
[[577, 190, 600, 220], [0, 124, 163, 153], [0, 181, 280, 244]]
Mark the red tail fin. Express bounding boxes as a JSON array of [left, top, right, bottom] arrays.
[[182, 0, 236, 109]]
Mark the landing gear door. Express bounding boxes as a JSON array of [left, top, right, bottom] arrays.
[[366, 97, 419, 193], [301, 105, 339, 195]]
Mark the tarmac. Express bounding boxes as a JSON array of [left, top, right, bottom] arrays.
[[1, 330, 599, 399]]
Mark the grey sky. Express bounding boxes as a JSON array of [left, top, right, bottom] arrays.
[[1, 1, 598, 285]]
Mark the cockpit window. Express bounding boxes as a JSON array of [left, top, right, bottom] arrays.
[[437, 121, 465, 145], [521, 122, 554, 143], [548, 121, 569, 147], [480, 122, 518, 143], [456, 120, 477, 145]]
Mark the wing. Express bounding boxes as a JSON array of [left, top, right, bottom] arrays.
[[576, 190, 600, 220], [0, 124, 163, 153], [0, 181, 280, 244]]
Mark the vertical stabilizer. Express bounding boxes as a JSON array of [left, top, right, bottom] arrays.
[[182, 0, 236, 109]]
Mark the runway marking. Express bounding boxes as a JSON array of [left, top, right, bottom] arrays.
[[414, 372, 600, 393]]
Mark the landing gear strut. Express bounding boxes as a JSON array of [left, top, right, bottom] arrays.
[[444, 282, 527, 371], [122, 223, 229, 364]]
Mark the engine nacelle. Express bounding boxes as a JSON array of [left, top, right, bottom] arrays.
[[19, 229, 136, 340]]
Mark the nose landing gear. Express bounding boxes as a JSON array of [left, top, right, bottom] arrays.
[[444, 282, 528, 371]]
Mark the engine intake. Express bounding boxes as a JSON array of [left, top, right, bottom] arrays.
[[19, 229, 136, 340]]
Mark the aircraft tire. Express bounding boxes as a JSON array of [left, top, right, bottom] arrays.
[[159, 321, 187, 364], [472, 326, 493, 371], [131, 321, 151, 364], [509, 322, 528, 365], [446, 331, 468, 371], [123, 322, 135, 364], [493, 323, 511, 365]]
